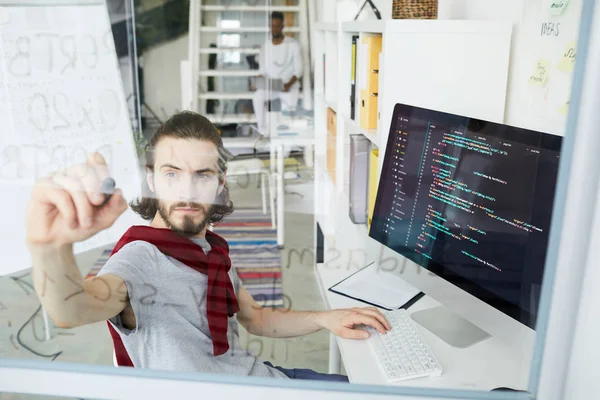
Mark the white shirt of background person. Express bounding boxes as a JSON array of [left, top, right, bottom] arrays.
[[252, 11, 303, 131]]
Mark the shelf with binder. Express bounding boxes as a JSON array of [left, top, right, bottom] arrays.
[[315, 156, 369, 243], [344, 116, 379, 146], [356, 33, 382, 132], [363, 128, 378, 145], [342, 20, 384, 33], [320, 187, 370, 268], [326, 99, 338, 114], [342, 132, 379, 231], [315, 154, 328, 175], [313, 25, 333, 196], [314, 156, 337, 236], [337, 29, 383, 127], [313, 40, 326, 94], [335, 30, 357, 121], [348, 134, 370, 225], [326, 107, 337, 184], [367, 145, 379, 229], [324, 30, 340, 107], [317, 23, 385, 233], [312, 93, 328, 165], [313, 26, 341, 105], [339, 181, 370, 243], [314, 19, 512, 255], [314, 25, 340, 239], [323, 176, 372, 244], [315, 96, 335, 119]]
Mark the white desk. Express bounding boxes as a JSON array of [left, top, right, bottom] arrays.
[[224, 130, 315, 248], [221, 136, 270, 155], [314, 263, 531, 391]]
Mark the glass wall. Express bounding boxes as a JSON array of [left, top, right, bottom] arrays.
[[1, 0, 598, 399]]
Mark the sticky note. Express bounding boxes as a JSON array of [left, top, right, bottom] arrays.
[[559, 100, 569, 116], [549, 0, 570, 16], [557, 41, 576, 72], [529, 60, 550, 86]]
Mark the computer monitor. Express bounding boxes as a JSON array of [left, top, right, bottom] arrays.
[[369, 103, 562, 346]]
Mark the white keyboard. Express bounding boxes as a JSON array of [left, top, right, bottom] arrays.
[[366, 308, 443, 382]]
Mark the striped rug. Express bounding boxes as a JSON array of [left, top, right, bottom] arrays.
[[85, 248, 113, 280], [85, 209, 283, 308], [213, 208, 283, 308]]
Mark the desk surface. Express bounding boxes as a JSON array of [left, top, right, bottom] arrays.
[[270, 129, 315, 143], [256, 127, 316, 145], [222, 136, 269, 148], [314, 263, 531, 391]]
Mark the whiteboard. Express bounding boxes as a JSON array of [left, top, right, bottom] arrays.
[[504, 0, 582, 135], [0, 0, 144, 276]]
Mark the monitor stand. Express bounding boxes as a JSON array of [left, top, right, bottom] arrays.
[[411, 306, 491, 348]]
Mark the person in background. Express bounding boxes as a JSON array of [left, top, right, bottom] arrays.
[[252, 11, 303, 131], [26, 111, 390, 382]]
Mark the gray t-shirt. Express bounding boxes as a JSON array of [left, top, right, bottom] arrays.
[[97, 238, 288, 378]]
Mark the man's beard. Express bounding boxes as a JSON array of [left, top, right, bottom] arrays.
[[158, 201, 213, 237]]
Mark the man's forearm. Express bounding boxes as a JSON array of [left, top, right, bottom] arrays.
[[30, 243, 89, 327], [253, 308, 326, 338], [30, 243, 125, 328]]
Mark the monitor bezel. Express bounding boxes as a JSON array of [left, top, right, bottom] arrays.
[[369, 103, 562, 330]]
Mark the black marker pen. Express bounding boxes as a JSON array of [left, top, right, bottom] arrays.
[[100, 177, 116, 206]]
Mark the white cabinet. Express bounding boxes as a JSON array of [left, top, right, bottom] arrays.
[[313, 19, 512, 250]]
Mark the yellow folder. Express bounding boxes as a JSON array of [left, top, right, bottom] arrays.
[[360, 35, 382, 130], [368, 148, 379, 228], [327, 107, 337, 183], [362, 36, 382, 93], [360, 90, 379, 129], [327, 131, 336, 183]]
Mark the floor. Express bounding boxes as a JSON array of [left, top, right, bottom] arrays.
[[0, 159, 344, 399]]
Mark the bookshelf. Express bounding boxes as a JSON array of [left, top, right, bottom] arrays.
[[342, 20, 384, 33], [312, 19, 512, 254]]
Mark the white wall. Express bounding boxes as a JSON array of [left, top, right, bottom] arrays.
[[141, 34, 189, 120], [316, 0, 583, 135], [144, 0, 582, 133], [506, 0, 581, 134]]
